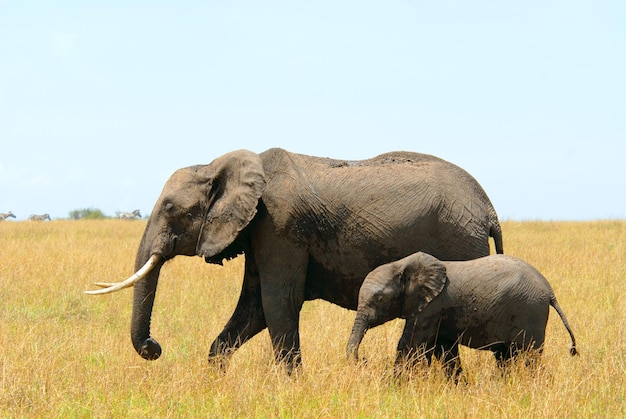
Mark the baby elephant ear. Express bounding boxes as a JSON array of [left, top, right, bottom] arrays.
[[403, 252, 448, 314], [197, 150, 266, 258]]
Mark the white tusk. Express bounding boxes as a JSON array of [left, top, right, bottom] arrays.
[[85, 254, 161, 295]]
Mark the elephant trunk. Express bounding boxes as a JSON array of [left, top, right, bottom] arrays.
[[346, 311, 370, 361], [130, 238, 165, 360]]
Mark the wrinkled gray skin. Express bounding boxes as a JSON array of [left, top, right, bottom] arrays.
[[347, 252, 578, 378], [130, 148, 503, 372]]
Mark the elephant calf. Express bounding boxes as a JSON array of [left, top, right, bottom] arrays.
[[347, 252, 578, 378]]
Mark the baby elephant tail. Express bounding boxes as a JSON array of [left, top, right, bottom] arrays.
[[551, 296, 578, 356]]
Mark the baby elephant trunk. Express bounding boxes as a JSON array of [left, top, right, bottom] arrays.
[[346, 311, 369, 361]]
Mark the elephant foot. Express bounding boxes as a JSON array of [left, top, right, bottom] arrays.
[[356, 357, 368, 366], [275, 349, 302, 376], [207, 353, 230, 374], [137, 337, 162, 360], [209, 356, 228, 374], [444, 364, 464, 383], [208, 339, 237, 373]]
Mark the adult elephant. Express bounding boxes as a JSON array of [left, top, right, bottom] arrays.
[[87, 148, 503, 372]]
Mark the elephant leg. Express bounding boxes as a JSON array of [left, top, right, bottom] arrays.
[[260, 262, 307, 373], [494, 333, 544, 373], [435, 341, 463, 381], [208, 257, 267, 369], [262, 288, 304, 374], [253, 231, 308, 374], [494, 345, 543, 374], [394, 318, 426, 377], [517, 332, 545, 371], [492, 343, 511, 370]]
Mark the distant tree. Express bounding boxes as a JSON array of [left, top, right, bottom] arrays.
[[68, 207, 108, 220]]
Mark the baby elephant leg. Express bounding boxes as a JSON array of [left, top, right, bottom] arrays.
[[493, 340, 544, 373], [394, 319, 427, 377], [433, 341, 463, 381]]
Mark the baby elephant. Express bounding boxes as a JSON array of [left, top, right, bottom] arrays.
[[347, 252, 578, 378]]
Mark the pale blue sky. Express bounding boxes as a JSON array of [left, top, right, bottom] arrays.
[[1, 1, 624, 220]]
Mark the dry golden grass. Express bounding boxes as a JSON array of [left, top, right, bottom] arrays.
[[1, 219, 624, 417]]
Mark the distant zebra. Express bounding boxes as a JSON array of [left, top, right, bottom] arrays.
[[0, 211, 16, 221], [0, 211, 16, 220], [29, 213, 51, 221], [118, 209, 141, 220]]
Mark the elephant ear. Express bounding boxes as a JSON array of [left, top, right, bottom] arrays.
[[196, 150, 266, 258], [402, 252, 448, 315]]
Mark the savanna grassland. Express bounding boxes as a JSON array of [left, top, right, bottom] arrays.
[[1, 220, 625, 417]]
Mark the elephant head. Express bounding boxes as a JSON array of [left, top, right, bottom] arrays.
[[86, 150, 266, 360], [346, 252, 447, 360]]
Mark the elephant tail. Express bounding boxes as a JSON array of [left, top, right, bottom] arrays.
[[550, 296, 578, 356], [489, 210, 504, 254]]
